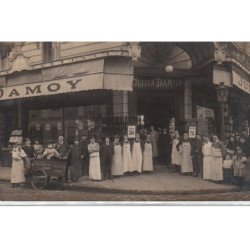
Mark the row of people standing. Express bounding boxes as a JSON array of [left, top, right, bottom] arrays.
[[86, 133, 154, 181], [170, 130, 250, 187]]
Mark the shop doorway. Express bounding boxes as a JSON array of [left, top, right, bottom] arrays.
[[136, 90, 178, 129]]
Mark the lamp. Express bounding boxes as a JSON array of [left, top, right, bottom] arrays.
[[215, 82, 229, 140], [165, 65, 173, 73]]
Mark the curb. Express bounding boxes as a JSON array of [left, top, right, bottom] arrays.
[[63, 183, 240, 196], [0, 178, 240, 195]]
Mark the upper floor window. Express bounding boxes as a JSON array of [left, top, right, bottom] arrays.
[[42, 42, 53, 62]]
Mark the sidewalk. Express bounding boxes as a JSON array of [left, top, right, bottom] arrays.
[[0, 164, 238, 195]]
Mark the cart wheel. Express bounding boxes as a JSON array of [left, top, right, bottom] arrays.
[[31, 169, 48, 190]]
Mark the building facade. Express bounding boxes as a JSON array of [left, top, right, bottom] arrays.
[[0, 42, 249, 163]]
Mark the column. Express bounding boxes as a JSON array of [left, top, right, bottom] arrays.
[[184, 79, 193, 119]]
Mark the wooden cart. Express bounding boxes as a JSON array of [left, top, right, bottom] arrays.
[[30, 158, 67, 190]]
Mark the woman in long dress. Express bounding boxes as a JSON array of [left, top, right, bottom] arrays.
[[11, 143, 27, 187], [210, 135, 226, 182], [88, 136, 101, 181], [179, 133, 193, 174], [202, 136, 212, 180], [68, 138, 82, 182], [131, 133, 143, 173], [122, 134, 132, 174], [142, 134, 153, 172], [171, 130, 181, 172], [112, 136, 124, 177]]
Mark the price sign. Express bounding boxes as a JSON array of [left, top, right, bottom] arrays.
[[128, 125, 136, 139], [188, 126, 196, 139]]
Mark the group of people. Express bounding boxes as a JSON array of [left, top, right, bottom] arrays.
[[10, 132, 157, 186], [10, 127, 250, 189], [170, 130, 250, 188]]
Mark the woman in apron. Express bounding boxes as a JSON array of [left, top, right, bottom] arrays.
[[112, 135, 124, 177], [142, 134, 153, 172]]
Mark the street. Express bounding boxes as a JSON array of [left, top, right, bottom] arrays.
[[1, 181, 250, 201]]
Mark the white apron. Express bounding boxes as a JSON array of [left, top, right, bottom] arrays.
[[143, 142, 153, 171], [11, 149, 27, 184], [88, 143, 101, 181], [123, 142, 132, 173], [112, 144, 124, 176], [180, 141, 193, 173], [211, 146, 223, 181], [202, 142, 212, 180], [171, 138, 181, 165], [131, 141, 142, 173]]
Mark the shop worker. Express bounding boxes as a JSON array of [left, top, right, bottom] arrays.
[[142, 134, 153, 173], [100, 136, 114, 180], [22, 138, 36, 172], [191, 134, 203, 177], [210, 135, 226, 182], [131, 133, 143, 174], [111, 135, 124, 177], [158, 128, 171, 166], [88, 135, 101, 181], [122, 134, 133, 175], [79, 132, 90, 176], [202, 136, 212, 180], [171, 130, 181, 173], [178, 133, 193, 175], [68, 138, 82, 182], [55, 135, 70, 180]]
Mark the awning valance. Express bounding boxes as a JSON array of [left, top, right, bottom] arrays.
[[0, 58, 134, 101]]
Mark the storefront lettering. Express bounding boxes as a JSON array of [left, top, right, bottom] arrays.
[[47, 83, 60, 92], [0, 77, 87, 100], [66, 79, 81, 89], [133, 78, 183, 89], [9, 88, 20, 97], [232, 71, 250, 95], [26, 85, 42, 95]]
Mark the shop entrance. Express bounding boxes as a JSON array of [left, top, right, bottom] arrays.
[[136, 90, 178, 129]]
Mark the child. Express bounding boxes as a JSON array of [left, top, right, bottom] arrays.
[[43, 143, 60, 160], [111, 135, 124, 177], [142, 134, 153, 173], [88, 136, 101, 181], [233, 147, 248, 189], [222, 154, 233, 184]]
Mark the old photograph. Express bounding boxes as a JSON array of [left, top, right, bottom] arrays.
[[0, 41, 249, 202]]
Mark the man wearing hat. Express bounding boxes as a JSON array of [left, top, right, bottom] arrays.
[[79, 131, 89, 176], [22, 138, 36, 173]]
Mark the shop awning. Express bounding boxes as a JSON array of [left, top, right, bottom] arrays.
[[0, 58, 134, 101]]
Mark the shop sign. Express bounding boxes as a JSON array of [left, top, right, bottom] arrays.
[[128, 125, 136, 138], [133, 78, 183, 89], [57, 123, 62, 130], [188, 126, 196, 139], [35, 123, 40, 131], [0, 74, 104, 100], [232, 71, 250, 95], [45, 124, 51, 131]]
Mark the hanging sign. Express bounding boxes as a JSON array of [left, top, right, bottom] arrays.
[[188, 126, 196, 138], [128, 125, 136, 138], [35, 123, 40, 131]]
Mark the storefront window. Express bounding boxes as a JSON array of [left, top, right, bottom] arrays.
[[29, 104, 107, 145]]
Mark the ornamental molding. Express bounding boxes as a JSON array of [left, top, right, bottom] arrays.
[[128, 42, 141, 61]]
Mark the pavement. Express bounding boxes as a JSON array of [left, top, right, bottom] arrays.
[[0, 164, 239, 195]]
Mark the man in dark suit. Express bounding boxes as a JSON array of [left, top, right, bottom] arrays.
[[22, 138, 36, 175], [191, 134, 203, 177], [55, 135, 70, 181], [79, 133, 89, 176], [100, 136, 114, 180]]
